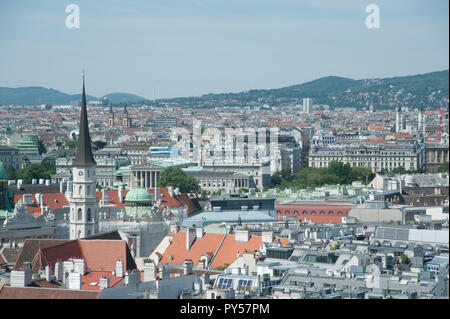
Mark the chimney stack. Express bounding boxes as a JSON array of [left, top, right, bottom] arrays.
[[118, 185, 124, 203], [68, 272, 82, 290], [183, 260, 193, 275], [55, 261, 63, 281], [186, 227, 196, 250], [115, 259, 124, 277], [45, 265, 51, 282], [99, 276, 110, 290], [144, 261, 157, 282]]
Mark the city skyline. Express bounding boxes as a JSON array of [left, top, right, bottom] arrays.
[[0, 0, 449, 99]]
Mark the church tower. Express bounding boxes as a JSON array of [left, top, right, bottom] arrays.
[[108, 103, 115, 127], [69, 73, 99, 239], [418, 102, 424, 135], [122, 104, 132, 128], [395, 102, 402, 133]]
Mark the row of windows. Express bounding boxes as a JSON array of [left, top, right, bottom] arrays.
[[277, 210, 344, 216]]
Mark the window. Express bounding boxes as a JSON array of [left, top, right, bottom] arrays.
[[87, 208, 91, 221], [302, 211, 308, 215], [320, 211, 325, 215], [310, 211, 316, 215], [337, 211, 343, 216], [87, 185, 90, 195], [78, 208, 82, 220], [328, 211, 334, 215], [294, 210, 299, 216], [285, 210, 290, 215]]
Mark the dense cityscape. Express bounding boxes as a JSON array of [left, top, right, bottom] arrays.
[[0, 0, 448, 306]]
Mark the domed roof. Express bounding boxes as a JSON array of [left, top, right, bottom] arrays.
[[125, 185, 153, 202], [0, 161, 7, 180]]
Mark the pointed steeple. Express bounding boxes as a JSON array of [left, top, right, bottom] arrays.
[[124, 104, 128, 114], [73, 72, 96, 167]]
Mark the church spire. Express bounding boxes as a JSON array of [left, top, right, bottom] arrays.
[[73, 72, 96, 166]]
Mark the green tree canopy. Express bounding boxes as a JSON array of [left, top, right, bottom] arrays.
[[157, 166, 200, 194], [437, 162, 449, 173]]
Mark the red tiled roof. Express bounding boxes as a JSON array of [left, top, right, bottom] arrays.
[[14, 193, 69, 217], [210, 234, 262, 268], [160, 231, 290, 269], [81, 271, 125, 290], [15, 239, 136, 273], [160, 232, 224, 266]]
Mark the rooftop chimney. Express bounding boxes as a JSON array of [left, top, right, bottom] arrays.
[[159, 265, 169, 280], [183, 260, 193, 275], [118, 185, 124, 203], [115, 259, 124, 277], [22, 194, 33, 205], [262, 231, 273, 244], [144, 261, 157, 282], [99, 276, 110, 290], [10, 267, 32, 287], [235, 229, 249, 242], [68, 272, 82, 290], [45, 265, 51, 282], [186, 227, 196, 251], [196, 227, 204, 239], [55, 261, 63, 281]]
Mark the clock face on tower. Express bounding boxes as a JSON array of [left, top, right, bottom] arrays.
[[78, 170, 84, 176]]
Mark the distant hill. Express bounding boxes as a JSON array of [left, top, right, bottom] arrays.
[[0, 87, 148, 105], [1, 70, 448, 108], [158, 69, 449, 109], [101, 93, 148, 104]]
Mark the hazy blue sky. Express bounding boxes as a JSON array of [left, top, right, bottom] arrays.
[[0, 0, 448, 99]]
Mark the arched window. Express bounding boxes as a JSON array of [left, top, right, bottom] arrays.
[[78, 230, 81, 238], [87, 208, 91, 221], [294, 210, 299, 216], [310, 211, 316, 215], [87, 185, 90, 195], [337, 211, 343, 216], [78, 208, 82, 220], [276, 210, 281, 215], [79, 185, 82, 196], [285, 210, 290, 215], [320, 211, 325, 215], [302, 211, 308, 215], [328, 211, 334, 215]]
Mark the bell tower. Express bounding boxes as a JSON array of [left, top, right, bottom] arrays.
[[108, 103, 115, 127], [122, 104, 132, 128], [69, 72, 99, 239]]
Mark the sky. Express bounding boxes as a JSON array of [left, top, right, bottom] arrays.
[[0, 0, 448, 99]]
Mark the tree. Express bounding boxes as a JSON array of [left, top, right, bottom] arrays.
[[270, 173, 282, 187], [37, 139, 47, 155], [14, 158, 56, 184], [157, 166, 200, 194], [65, 140, 78, 149], [7, 165, 16, 180], [437, 162, 449, 173], [392, 166, 407, 174]]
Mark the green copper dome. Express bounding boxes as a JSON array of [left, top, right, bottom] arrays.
[[124, 185, 153, 203], [0, 161, 7, 180]]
